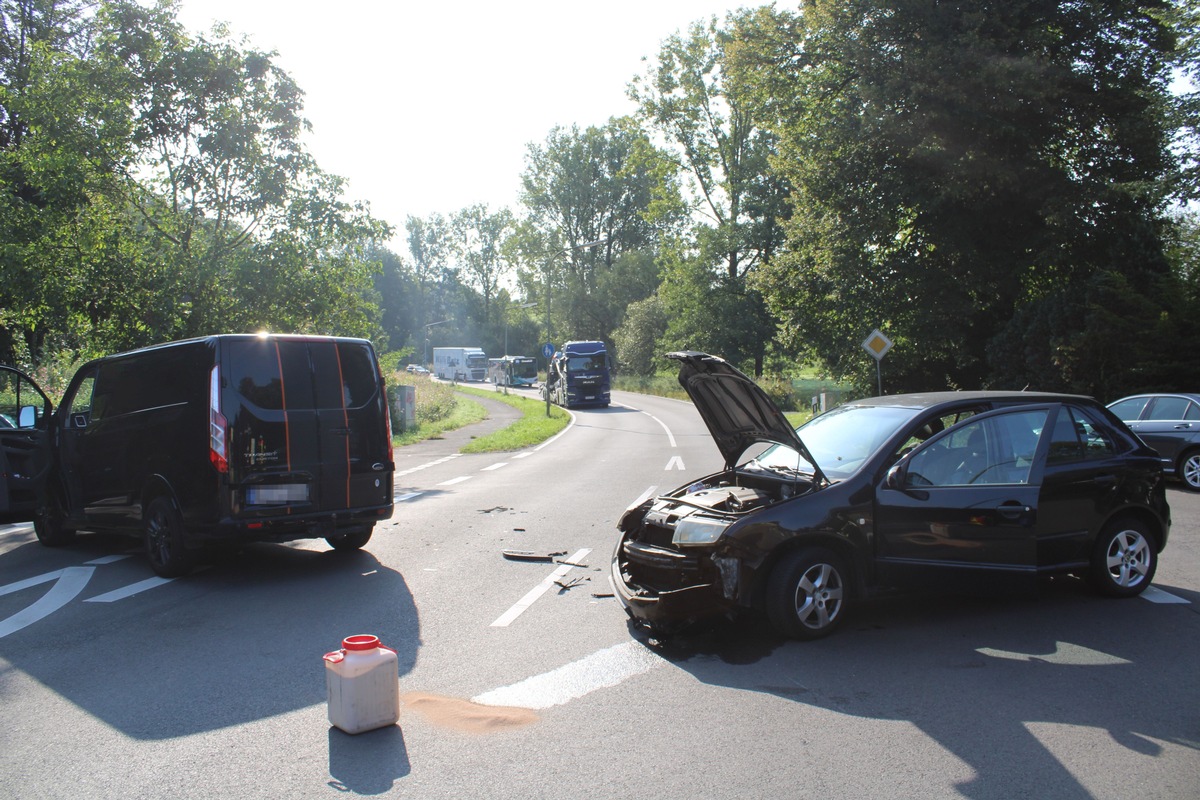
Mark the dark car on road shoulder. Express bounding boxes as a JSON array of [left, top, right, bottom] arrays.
[[612, 352, 1171, 640], [1107, 393, 1200, 492]]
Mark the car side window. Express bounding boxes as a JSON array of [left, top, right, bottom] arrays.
[[1147, 397, 1193, 421], [906, 409, 1048, 487], [0, 369, 48, 429], [1047, 405, 1116, 464], [1107, 396, 1150, 421]]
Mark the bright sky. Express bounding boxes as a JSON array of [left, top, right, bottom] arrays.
[[175, 1, 752, 251]]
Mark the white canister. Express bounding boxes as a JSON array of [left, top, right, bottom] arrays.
[[323, 634, 400, 735]]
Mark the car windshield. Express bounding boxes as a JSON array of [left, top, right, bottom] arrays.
[[753, 404, 923, 480]]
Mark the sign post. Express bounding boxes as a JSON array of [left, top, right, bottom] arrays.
[[861, 329, 893, 395], [542, 342, 555, 417]]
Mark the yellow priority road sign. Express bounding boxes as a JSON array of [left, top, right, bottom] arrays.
[[862, 329, 893, 361]]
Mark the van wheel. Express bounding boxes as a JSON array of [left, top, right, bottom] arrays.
[[144, 496, 194, 578], [34, 484, 75, 547], [326, 526, 373, 551], [766, 547, 849, 640]]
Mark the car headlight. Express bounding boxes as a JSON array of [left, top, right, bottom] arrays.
[[673, 515, 729, 546]]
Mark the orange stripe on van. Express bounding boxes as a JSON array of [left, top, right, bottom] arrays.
[[273, 340, 293, 474], [334, 343, 351, 506]]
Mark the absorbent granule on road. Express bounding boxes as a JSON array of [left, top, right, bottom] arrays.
[[399, 691, 539, 734]]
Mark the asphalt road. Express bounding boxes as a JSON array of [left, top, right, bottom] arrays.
[[0, 388, 1196, 799]]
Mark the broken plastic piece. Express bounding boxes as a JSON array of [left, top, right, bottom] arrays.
[[502, 549, 568, 562]]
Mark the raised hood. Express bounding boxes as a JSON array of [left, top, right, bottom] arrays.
[[669, 351, 825, 482]]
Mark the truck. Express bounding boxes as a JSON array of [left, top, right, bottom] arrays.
[[488, 355, 539, 387], [543, 340, 611, 408], [432, 347, 488, 382]]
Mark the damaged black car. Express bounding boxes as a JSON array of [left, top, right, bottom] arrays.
[[612, 352, 1171, 640]]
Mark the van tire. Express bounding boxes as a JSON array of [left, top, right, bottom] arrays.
[[144, 496, 194, 578], [34, 484, 75, 547], [326, 526, 373, 551]]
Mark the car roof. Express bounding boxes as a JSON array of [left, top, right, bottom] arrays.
[[1108, 392, 1200, 404], [846, 390, 1095, 411]]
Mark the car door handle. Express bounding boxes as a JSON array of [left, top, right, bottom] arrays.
[[1174, 423, 1192, 430], [996, 502, 1030, 520]]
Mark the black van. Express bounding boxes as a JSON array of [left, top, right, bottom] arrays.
[[1, 334, 394, 577]]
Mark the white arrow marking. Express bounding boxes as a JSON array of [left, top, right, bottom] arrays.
[[0, 566, 95, 639], [665, 455, 685, 471]]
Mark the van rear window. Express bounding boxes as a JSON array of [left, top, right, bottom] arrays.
[[227, 339, 377, 411]]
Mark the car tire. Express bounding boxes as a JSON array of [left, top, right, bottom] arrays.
[[766, 547, 849, 640], [326, 526, 373, 551], [1088, 518, 1157, 598], [1177, 449, 1200, 492], [34, 483, 75, 547], [144, 496, 194, 578]]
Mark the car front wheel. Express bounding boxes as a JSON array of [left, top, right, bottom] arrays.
[[1089, 518, 1157, 597], [1178, 449, 1200, 492], [766, 547, 849, 640], [144, 496, 194, 578]]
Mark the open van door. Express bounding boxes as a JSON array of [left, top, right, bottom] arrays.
[[0, 365, 53, 523]]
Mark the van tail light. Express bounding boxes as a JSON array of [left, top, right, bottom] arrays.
[[209, 365, 229, 474]]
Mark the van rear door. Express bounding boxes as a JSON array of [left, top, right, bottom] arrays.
[[222, 337, 393, 519]]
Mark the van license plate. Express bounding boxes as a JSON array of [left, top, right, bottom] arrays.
[[247, 484, 308, 504]]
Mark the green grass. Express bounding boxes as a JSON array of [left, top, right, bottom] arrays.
[[454, 384, 570, 453], [392, 393, 488, 447]]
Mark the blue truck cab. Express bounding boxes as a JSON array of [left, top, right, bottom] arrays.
[[547, 341, 611, 408]]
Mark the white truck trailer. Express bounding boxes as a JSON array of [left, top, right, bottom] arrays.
[[432, 347, 488, 381]]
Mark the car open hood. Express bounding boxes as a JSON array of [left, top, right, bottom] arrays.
[[668, 351, 826, 484]]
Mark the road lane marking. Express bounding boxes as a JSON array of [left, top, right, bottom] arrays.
[[642, 411, 677, 447], [482, 463, 508, 471], [394, 492, 423, 502], [86, 555, 133, 565], [0, 523, 33, 537], [395, 454, 462, 478], [0, 566, 95, 639], [85, 576, 176, 603], [490, 548, 591, 628], [438, 476, 472, 486], [1141, 586, 1189, 604], [666, 455, 685, 470], [472, 640, 665, 709]]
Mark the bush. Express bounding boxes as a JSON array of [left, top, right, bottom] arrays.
[[391, 372, 457, 424]]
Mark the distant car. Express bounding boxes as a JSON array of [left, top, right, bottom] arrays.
[[405, 364, 430, 375], [612, 352, 1171, 640], [1107, 393, 1200, 491]]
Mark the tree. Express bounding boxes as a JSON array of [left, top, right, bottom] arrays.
[[517, 117, 681, 343], [732, 0, 1185, 396], [451, 203, 513, 338], [630, 13, 788, 374]]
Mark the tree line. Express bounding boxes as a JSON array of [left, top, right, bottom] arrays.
[[3, 0, 1198, 400]]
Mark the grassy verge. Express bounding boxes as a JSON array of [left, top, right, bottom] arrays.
[[454, 384, 570, 453], [392, 393, 487, 447]]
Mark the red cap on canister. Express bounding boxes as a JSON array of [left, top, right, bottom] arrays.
[[342, 634, 380, 651]]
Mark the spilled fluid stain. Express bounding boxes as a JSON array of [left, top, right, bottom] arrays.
[[399, 692, 539, 734]]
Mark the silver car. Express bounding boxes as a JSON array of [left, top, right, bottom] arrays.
[[1108, 393, 1200, 491]]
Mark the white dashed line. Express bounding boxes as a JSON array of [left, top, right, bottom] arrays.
[[1141, 585, 1188, 604], [438, 476, 473, 486], [490, 548, 591, 628], [482, 463, 508, 471]]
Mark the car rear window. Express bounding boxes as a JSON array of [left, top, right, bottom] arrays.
[[227, 339, 378, 411]]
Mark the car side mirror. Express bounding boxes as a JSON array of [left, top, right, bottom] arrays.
[[18, 405, 36, 428], [885, 463, 904, 490]]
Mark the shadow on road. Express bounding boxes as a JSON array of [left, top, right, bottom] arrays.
[[0, 536, 420, 744], [640, 578, 1198, 799]]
